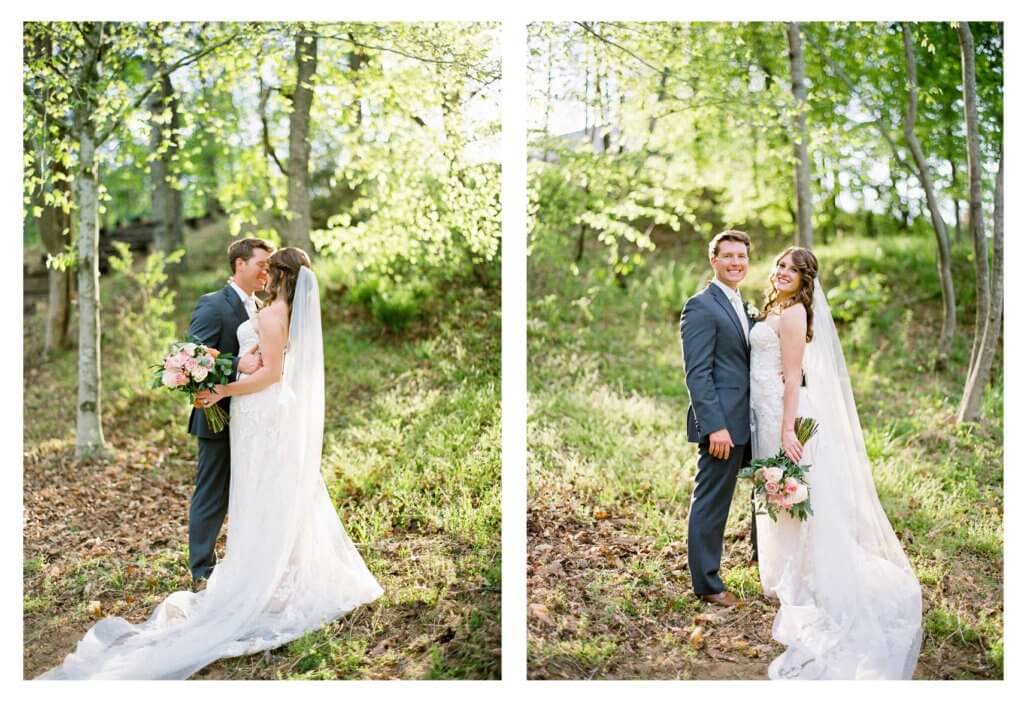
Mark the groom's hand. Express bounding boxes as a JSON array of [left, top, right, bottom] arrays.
[[238, 346, 262, 375], [708, 428, 734, 460]]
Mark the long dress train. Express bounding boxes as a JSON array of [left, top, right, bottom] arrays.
[[749, 282, 921, 680]]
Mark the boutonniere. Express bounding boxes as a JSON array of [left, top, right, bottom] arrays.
[[745, 301, 760, 320]]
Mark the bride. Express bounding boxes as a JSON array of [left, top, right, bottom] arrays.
[[40, 247, 384, 679], [749, 246, 922, 679]]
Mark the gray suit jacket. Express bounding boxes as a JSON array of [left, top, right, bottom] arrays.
[[187, 285, 247, 439], [679, 282, 752, 445]]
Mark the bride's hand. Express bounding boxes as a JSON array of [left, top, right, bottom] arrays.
[[782, 430, 803, 463], [197, 385, 229, 407]]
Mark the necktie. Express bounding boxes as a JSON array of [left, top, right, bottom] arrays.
[[244, 296, 257, 319]]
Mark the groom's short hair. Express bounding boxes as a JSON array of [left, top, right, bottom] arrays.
[[228, 238, 276, 274], [708, 229, 751, 258]]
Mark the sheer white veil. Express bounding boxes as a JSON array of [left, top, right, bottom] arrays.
[[284, 266, 326, 483], [767, 278, 922, 679]]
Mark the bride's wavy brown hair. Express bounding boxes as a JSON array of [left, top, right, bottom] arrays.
[[760, 246, 818, 342], [266, 247, 312, 319]]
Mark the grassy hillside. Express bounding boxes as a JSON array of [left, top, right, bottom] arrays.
[[23, 223, 501, 679], [526, 234, 1002, 680]]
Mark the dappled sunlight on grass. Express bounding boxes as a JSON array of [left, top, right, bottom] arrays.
[[24, 222, 500, 678], [528, 233, 1002, 679]]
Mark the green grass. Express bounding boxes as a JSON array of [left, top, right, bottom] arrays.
[[23, 221, 500, 679], [527, 232, 1002, 680]]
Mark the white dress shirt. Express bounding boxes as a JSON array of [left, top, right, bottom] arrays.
[[711, 277, 749, 344], [229, 280, 257, 320]]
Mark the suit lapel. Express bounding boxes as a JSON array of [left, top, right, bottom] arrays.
[[223, 285, 249, 326], [707, 283, 747, 346]]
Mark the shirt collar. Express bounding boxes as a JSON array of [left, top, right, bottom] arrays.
[[711, 277, 741, 302], [228, 279, 253, 305]]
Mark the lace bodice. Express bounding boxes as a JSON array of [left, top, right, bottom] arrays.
[[236, 319, 260, 373], [750, 322, 784, 396], [237, 318, 259, 355]]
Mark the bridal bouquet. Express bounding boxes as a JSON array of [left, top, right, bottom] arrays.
[[152, 339, 235, 433], [739, 417, 819, 521]]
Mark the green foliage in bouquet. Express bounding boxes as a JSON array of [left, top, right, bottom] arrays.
[[739, 417, 819, 521], [151, 339, 237, 432]]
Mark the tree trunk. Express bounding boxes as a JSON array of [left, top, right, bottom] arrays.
[[285, 28, 317, 254], [902, 23, 956, 368], [75, 126, 108, 459], [949, 155, 963, 245], [957, 147, 1002, 422], [147, 62, 185, 278], [39, 180, 73, 353], [31, 140, 74, 353], [957, 23, 1001, 423], [957, 21, 989, 386], [786, 22, 814, 249]]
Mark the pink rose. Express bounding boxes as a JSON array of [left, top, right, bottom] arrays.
[[185, 357, 199, 372], [789, 484, 809, 504], [765, 480, 780, 495], [763, 467, 785, 484], [767, 493, 784, 505], [174, 371, 189, 387], [181, 342, 198, 356], [161, 370, 180, 388], [191, 365, 209, 382], [784, 477, 800, 495]]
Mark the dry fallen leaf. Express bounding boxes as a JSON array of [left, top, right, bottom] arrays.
[[594, 509, 610, 520], [529, 603, 554, 626], [689, 625, 705, 649], [87, 600, 102, 618]]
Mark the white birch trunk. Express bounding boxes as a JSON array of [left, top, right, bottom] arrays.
[[75, 128, 108, 459]]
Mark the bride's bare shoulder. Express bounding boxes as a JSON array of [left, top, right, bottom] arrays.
[[779, 303, 808, 337], [259, 300, 289, 327]]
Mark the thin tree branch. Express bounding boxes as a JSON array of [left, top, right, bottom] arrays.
[[258, 80, 289, 177], [574, 21, 664, 75], [317, 32, 499, 82], [803, 27, 915, 174], [95, 28, 244, 145]]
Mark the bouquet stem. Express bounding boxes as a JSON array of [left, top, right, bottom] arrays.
[[204, 404, 229, 433]]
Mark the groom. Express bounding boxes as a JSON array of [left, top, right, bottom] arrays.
[[679, 230, 754, 608], [186, 237, 274, 590]]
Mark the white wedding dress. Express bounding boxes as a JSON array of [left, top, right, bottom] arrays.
[[749, 280, 922, 679], [40, 268, 383, 679]]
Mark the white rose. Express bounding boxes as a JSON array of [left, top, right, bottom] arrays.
[[790, 484, 809, 504]]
